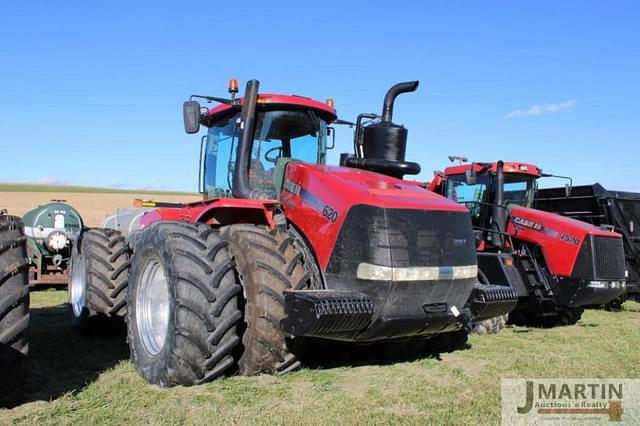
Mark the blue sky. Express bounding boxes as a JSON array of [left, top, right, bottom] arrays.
[[1, 1, 638, 191]]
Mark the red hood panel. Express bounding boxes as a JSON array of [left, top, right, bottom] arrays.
[[508, 206, 621, 277], [281, 163, 469, 270]]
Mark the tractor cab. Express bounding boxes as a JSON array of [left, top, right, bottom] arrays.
[[185, 81, 337, 200], [442, 161, 541, 231]]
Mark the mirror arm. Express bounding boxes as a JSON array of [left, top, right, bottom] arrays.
[[189, 94, 233, 105], [327, 127, 336, 150]]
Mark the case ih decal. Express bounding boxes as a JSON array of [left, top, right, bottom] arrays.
[[513, 216, 543, 231], [513, 216, 579, 245]]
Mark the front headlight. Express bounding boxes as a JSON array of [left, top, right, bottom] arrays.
[[587, 280, 626, 289]]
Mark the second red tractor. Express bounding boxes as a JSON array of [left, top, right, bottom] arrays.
[[429, 159, 627, 326]]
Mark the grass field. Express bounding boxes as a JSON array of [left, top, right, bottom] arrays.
[[1, 290, 639, 425]]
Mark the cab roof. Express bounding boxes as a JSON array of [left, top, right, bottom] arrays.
[[444, 161, 542, 178], [206, 94, 337, 124]]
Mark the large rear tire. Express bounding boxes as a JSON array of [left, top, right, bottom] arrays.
[[221, 224, 312, 375], [69, 228, 129, 335], [0, 215, 30, 407], [127, 222, 241, 386]]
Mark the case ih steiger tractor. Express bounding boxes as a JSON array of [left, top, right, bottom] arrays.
[[535, 184, 640, 308], [428, 159, 627, 326], [0, 213, 30, 407], [69, 79, 515, 387]]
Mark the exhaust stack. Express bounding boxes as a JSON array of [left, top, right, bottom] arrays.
[[491, 160, 507, 249], [381, 81, 420, 124], [362, 80, 419, 164], [232, 79, 260, 199]]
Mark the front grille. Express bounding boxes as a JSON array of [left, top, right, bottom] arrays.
[[326, 205, 477, 275], [573, 235, 625, 280], [593, 236, 625, 279]]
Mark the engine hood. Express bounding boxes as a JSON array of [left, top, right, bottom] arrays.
[[286, 164, 469, 212], [507, 205, 622, 277], [281, 163, 472, 270]]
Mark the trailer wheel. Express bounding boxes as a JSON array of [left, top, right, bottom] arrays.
[[127, 222, 241, 386], [221, 224, 311, 375], [0, 215, 30, 407], [69, 228, 129, 335], [472, 314, 508, 335]]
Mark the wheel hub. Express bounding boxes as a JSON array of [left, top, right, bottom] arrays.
[[69, 254, 87, 317], [136, 258, 170, 356]]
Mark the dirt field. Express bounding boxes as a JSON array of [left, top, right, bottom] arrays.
[[0, 191, 198, 227]]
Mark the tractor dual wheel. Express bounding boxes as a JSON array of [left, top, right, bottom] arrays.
[[127, 222, 316, 387], [0, 215, 30, 408], [69, 228, 129, 336], [127, 222, 241, 386]]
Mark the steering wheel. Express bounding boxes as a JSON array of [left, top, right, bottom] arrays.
[[264, 146, 283, 164]]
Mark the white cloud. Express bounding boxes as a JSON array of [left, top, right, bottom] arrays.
[[37, 176, 68, 185], [506, 100, 577, 119]]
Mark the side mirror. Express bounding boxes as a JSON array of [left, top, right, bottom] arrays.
[[465, 169, 477, 185], [183, 100, 201, 134], [327, 127, 336, 149]]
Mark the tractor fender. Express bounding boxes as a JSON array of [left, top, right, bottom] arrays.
[[139, 198, 279, 229]]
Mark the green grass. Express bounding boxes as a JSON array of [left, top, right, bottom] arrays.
[[2, 290, 640, 425], [0, 183, 197, 196]]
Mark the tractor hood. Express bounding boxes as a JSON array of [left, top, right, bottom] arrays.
[[282, 163, 471, 270], [507, 205, 624, 278]]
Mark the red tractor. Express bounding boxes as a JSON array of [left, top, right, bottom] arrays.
[[69, 80, 516, 386], [428, 159, 627, 326]]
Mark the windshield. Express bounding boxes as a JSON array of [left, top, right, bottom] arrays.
[[445, 172, 538, 213], [445, 173, 491, 220], [203, 109, 327, 198], [503, 174, 537, 208]]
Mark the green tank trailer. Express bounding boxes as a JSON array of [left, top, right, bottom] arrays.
[[22, 201, 83, 285]]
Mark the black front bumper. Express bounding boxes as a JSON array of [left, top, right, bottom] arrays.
[[468, 283, 519, 322], [552, 277, 627, 307], [281, 286, 474, 342]]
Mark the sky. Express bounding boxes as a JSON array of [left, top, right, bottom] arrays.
[[1, 1, 638, 192]]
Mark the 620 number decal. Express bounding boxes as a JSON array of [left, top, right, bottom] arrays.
[[322, 205, 339, 223]]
